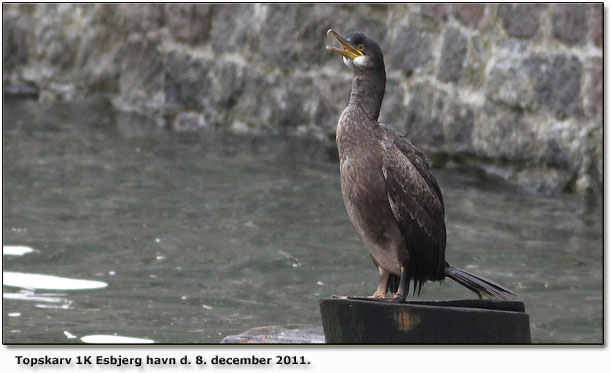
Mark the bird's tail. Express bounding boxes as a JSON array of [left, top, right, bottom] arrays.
[[445, 266, 516, 299]]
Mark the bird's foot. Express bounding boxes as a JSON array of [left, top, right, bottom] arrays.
[[344, 293, 404, 303], [375, 293, 406, 303], [345, 295, 379, 301]]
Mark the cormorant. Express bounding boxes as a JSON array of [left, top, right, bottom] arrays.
[[326, 29, 516, 302]]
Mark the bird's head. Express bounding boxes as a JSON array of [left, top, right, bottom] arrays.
[[326, 29, 385, 73]]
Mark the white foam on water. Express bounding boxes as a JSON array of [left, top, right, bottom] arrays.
[[3, 272, 108, 290], [3, 245, 36, 256], [4, 290, 66, 303], [80, 335, 154, 344], [34, 303, 72, 310]]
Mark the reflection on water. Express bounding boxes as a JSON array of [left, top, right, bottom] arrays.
[[4, 272, 107, 290], [3, 245, 36, 256], [80, 335, 154, 344], [2, 100, 603, 343], [4, 290, 69, 304]]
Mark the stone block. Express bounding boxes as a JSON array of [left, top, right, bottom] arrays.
[[498, 4, 543, 38], [118, 37, 164, 107], [437, 27, 468, 82], [171, 111, 207, 132], [2, 13, 30, 67], [552, 4, 588, 46], [259, 4, 302, 69], [583, 57, 602, 120], [33, 5, 79, 69], [164, 50, 213, 110], [485, 53, 534, 110], [212, 61, 246, 110], [523, 54, 582, 119], [453, 4, 486, 27], [166, 4, 213, 45], [271, 74, 314, 128], [229, 72, 268, 127], [298, 5, 345, 69], [464, 34, 488, 88], [590, 4, 603, 48], [444, 102, 475, 153], [389, 26, 431, 74], [312, 74, 352, 133], [420, 3, 448, 22], [117, 4, 165, 32], [210, 4, 258, 54], [474, 103, 536, 162], [543, 139, 570, 169], [378, 77, 406, 132], [405, 83, 446, 147]]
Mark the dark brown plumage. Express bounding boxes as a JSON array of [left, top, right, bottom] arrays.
[[327, 29, 515, 301]]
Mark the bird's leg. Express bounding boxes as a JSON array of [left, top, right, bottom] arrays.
[[371, 267, 389, 298], [345, 267, 390, 301], [385, 265, 408, 303]]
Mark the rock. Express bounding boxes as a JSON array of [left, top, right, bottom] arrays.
[[485, 65, 532, 110], [437, 27, 468, 82], [405, 83, 446, 148], [420, 3, 448, 22], [221, 325, 324, 344], [312, 73, 352, 134], [259, 4, 302, 69], [498, 4, 543, 38], [164, 50, 213, 110], [485, 43, 534, 110], [117, 36, 164, 111], [210, 4, 258, 55], [271, 74, 314, 128], [171, 111, 207, 132], [167, 4, 213, 45], [117, 3, 165, 32], [211, 61, 246, 119], [2, 13, 30, 67], [543, 139, 570, 169], [444, 102, 475, 153], [474, 103, 536, 162], [378, 77, 406, 132], [523, 54, 582, 119], [389, 26, 431, 74], [552, 4, 588, 46], [583, 57, 602, 120], [297, 5, 343, 69], [463, 34, 487, 88], [453, 4, 486, 27], [590, 4, 603, 48]]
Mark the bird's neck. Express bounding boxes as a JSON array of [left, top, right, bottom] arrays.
[[349, 70, 386, 121]]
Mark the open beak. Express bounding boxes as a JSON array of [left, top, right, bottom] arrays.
[[326, 29, 363, 60]]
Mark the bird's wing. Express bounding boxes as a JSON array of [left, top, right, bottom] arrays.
[[381, 125, 446, 292]]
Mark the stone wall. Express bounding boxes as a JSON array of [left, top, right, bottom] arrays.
[[2, 3, 603, 194]]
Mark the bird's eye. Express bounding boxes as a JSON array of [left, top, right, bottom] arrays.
[[357, 44, 365, 51]]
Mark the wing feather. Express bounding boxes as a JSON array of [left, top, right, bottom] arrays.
[[381, 126, 446, 292]]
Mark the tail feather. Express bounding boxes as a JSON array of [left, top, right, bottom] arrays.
[[445, 266, 516, 299]]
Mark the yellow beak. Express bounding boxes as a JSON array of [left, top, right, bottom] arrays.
[[326, 29, 364, 60]]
